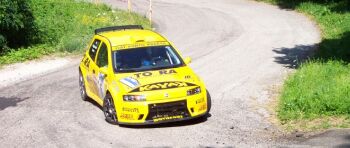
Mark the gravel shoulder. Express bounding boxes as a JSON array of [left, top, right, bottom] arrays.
[[0, 56, 80, 89], [0, 0, 322, 147]]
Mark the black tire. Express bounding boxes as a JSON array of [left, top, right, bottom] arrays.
[[103, 93, 118, 125], [206, 90, 212, 113], [79, 70, 89, 101]]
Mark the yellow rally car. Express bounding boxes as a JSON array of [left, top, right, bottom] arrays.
[[78, 25, 211, 125]]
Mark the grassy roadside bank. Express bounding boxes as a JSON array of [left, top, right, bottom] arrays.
[[257, 0, 350, 131], [0, 0, 150, 66]]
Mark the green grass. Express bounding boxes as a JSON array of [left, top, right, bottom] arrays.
[[257, 0, 350, 129], [0, 45, 55, 65], [0, 0, 150, 65], [279, 61, 350, 121]]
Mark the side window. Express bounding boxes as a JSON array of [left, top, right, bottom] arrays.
[[96, 42, 108, 67], [89, 39, 101, 61]]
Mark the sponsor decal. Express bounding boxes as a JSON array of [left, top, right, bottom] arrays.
[[134, 69, 177, 78], [198, 104, 207, 111], [83, 57, 90, 68], [97, 72, 106, 99], [114, 41, 169, 50], [159, 69, 177, 75], [196, 98, 204, 104], [120, 113, 133, 120], [122, 107, 139, 113], [131, 81, 197, 92], [184, 75, 191, 79], [153, 115, 183, 122], [120, 77, 140, 88]]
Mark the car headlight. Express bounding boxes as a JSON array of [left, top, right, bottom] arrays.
[[187, 87, 201, 96], [123, 95, 146, 101]]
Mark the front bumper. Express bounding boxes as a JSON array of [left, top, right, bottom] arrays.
[[118, 111, 207, 125], [116, 95, 208, 125]]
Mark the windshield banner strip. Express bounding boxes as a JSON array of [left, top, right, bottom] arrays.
[[114, 42, 169, 50]]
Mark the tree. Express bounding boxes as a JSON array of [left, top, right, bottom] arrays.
[[0, 0, 38, 52]]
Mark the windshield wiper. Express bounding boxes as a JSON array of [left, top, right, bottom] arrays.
[[148, 65, 182, 71], [116, 69, 140, 73]]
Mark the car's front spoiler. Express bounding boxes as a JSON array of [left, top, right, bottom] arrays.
[[117, 111, 208, 126]]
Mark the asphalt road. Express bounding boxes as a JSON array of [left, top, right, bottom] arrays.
[[2, 0, 348, 147]]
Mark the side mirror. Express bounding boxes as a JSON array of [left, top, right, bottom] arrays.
[[184, 57, 192, 65], [99, 67, 108, 78]]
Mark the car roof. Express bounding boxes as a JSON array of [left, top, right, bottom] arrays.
[[98, 29, 168, 50]]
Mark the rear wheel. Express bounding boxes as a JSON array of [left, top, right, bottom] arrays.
[[103, 94, 118, 125], [79, 70, 89, 101]]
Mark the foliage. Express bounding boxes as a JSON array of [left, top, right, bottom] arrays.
[[278, 61, 350, 121], [30, 0, 150, 52], [0, 0, 38, 51], [258, 0, 350, 127], [0, 0, 150, 65]]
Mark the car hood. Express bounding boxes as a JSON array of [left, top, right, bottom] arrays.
[[114, 66, 201, 95]]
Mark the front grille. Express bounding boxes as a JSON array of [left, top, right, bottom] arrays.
[[146, 100, 190, 121]]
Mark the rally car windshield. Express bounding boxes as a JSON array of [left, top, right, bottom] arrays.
[[113, 46, 184, 73]]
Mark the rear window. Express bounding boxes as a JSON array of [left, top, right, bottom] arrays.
[[89, 39, 101, 60]]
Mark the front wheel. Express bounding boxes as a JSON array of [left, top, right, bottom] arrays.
[[103, 94, 118, 125], [206, 90, 212, 113]]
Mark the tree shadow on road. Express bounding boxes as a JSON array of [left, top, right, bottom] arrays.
[[273, 44, 317, 68], [337, 134, 350, 148], [334, 132, 350, 148], [0, 96, 29, 111], [336, 134, 350, 148], [273, 31, 350, 68], [266, 0, 350, 14]]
